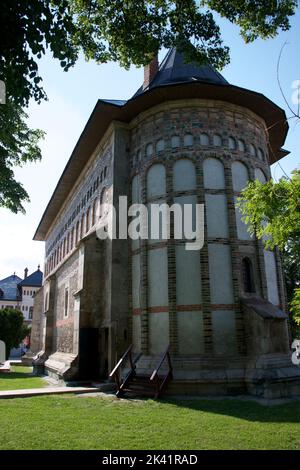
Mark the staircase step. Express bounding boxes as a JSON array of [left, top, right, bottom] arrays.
[[123, 389, 156, 397]]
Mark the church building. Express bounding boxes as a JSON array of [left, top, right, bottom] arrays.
[[33, 49, 300, 397]]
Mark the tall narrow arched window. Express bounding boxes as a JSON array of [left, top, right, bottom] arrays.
[[92, 198, 98, 226], [183, 133, 193, 147], [70, 228, 74, 250], [200, 133, 209, 145], [100, 188, 108, 218], [171, 135, 180, 148], [80, 214, 85, 239], [75, 221, 80, 244], [213, 134, 222, 146], [242, 257, 255, 293], [86, 206, 91, 233], [238, 139, 245, 152], [228, 137, 236, 150], [146, 143, 153, 157], [249, 144, 256, 157], [156, 139, 164, 153]]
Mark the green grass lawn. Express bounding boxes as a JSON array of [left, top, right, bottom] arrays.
[[0, 365, 46, 391], [0, 394, 300, 450]]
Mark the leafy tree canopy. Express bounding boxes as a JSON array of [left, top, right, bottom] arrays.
[[238, 170, 300, 328], [0, 0, 297, 107], [0, 0, 297, 213], [0, 308, 29, 360], [0, 103, 44, 213]]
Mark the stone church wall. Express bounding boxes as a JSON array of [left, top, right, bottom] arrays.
[[128, 99, 282, 358]]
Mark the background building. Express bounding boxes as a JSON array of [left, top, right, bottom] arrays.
[[0, 267, 43, 326]]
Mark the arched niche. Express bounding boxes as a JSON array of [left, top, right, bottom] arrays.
[[203, 157, 225, 189], [147, 163, 166, 200], [173, 159, 196, 192]]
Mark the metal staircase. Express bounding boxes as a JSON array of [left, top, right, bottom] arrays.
[[109, 345, 173, 399]]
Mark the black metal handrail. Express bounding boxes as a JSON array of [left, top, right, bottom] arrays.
[[150, 345, 173, 398], [109, 344, 136, 397]]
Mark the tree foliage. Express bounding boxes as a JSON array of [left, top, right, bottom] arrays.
[[0, 308, 29, 360], [0, 0, 297, 212], [0, 102, 44, 213], [1, 0, 297, 108], [238, 170, 300, 328]]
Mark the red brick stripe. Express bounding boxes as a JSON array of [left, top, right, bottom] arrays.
[[148, 306, 169, 313], [177, 304, 203, 311]]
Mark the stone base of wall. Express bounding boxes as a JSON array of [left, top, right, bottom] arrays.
[[128, 353, 300, 399], [44, 352, 78, 382]]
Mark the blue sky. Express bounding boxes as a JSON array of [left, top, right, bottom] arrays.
[[0, 9, 299, 279]]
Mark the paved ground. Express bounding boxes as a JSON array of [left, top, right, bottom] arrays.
[[0, 386, 100, 399], [0, 361, 11, 372]]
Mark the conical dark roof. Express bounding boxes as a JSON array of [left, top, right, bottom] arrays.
[[134, 47, 229, 97], [18, 268, 43, 288]]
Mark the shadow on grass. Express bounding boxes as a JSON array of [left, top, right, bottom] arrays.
[[159, 397, 300, 424]]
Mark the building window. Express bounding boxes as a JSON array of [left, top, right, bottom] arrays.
[[249, 144, 256, 157], [70, 228, 74, 250], [213, 134, 222, 146], [200, 133, 209, 145], [238, 139, 245, 152], [183, 133, 193, 147], [44, 293, 48, 312], [86, 206, 91, 233], [75, 221, 80, 245], [242, 257, 256, 293], [156, 139, 164, 152], [228, 137, 236, 150], [92, 198, 98, 226], [29, 307, 33, 320], [171, 135, 180, 148], [258, 148, 265, 161], [146, 143, 153, 157], [64, 287, 69, 318]]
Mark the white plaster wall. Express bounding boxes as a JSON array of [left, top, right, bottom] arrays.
[[147, 164, 166, 199], [173, 159, 196, 192], [148, 202, 167, 244], [205, 194, 229, 238], [176, 245, 201, 305], [148, 247, 168, 307], [149, 312, 169, 354], [132, 254, 141, 309], [212, 310, 237, 355], [234, 196, 252, 240], [177, 311, 204, 355], [208, 244, 234, 304], [132, 315, 141, 353], [131, 175, 141, 251], [264, 250, 280, 306], [231, 161, 249, 192], [174, 194, 197, 238], [203, 158, 225, 189]]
